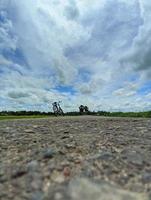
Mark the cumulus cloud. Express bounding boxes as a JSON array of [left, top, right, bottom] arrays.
[[0, 0, 151, 111], [64, 0, 79, 20], [113, 83, 138, 97], [0, 10, 17, 52], [121, 1, 151, 78]]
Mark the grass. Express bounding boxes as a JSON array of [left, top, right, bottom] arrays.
[[1, 110, 151, 121], [0, 115, 51, 121]]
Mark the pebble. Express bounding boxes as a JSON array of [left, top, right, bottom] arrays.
[[121, 149, 144, 166], [64, 131, 69, 134], [27, 160, 39, 172], [69, 178, 149, 200], [24, 129, 34, 133], [42, 149, 56, 159], [63, 167, 71, 177], [54, 192, 63, 200], [51, 171, 65, 183], [65, 144, 76, 149], [142, 172, 151, 184], [89, 151, 114, 161], [11, 167, 27, 179], [61, 135, 70, 139], [33, 125, 39, 128], [30, 191, 44, 200]]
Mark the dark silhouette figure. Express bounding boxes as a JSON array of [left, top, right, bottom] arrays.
[[52, 101, 64, 116], [84, 106, 89, 113], [79, 105, 89, 114], [79, 105, 85, 114]]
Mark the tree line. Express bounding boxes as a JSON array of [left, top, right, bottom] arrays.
[[1, 110, 151, 118]]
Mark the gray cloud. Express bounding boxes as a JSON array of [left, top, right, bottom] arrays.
[[65, 0, 142, 63], [8, 91, 30, 99], [0, 0, 10, 9], [64, 0, 79, 20], [121, 1, 151, 78], [0, 10, 17, 53], [113, 83, 138, 97]]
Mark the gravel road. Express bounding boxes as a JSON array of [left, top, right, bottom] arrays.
[[0, 116, 151, 200]]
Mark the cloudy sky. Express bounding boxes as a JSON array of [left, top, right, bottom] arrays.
[[1, 0, 151, 112]]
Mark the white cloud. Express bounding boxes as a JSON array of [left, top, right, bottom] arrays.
[[121, 1, 151, 78], [113, 83, 138, 97], [0, 10, 17, 52]]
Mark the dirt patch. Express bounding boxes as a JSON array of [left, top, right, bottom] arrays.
[[0, 116, 151, 199]]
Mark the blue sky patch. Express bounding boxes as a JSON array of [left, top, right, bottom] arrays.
[[78, 69, 91, 82], [55, 85, 76, 95], [137, 81, 151, 95], [2, 48, 28, 67]]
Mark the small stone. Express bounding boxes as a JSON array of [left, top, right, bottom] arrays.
[[42, 149, 56, 159], [61, 135, 70, 139], [65, 144, 76, 149], [69, 178, 148, 200], [64, 131, 69, 134], [58, 150, 66, 155], [0, 175, 7, 183], [24, 129, 34, 133], [31, 178, 43, 190], [33, 125, 39, 128], [74, 159, 82, 164], [54, 192, 63, 200], [89, 151, 114, 161], [63, 167, 71, 177], [98, 151, 114, 161], [121, 149, 144, 166], [27, 160, 39, 172], [30, 191, 44, 200], [51, 171, 65, 183], [61, 161, 70, 167], [142, 172, 151, 184], [11, 167, 27, 179]]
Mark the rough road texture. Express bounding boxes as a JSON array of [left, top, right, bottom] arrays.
[[0, 116, 151, 200]]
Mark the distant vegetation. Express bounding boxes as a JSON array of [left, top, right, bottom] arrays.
[[0, 111, 54, 116], [0, 110, 151, 120], [66, 111, 151, 118], [0, 111, 53, 120], [97, 111, 151, 118]]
